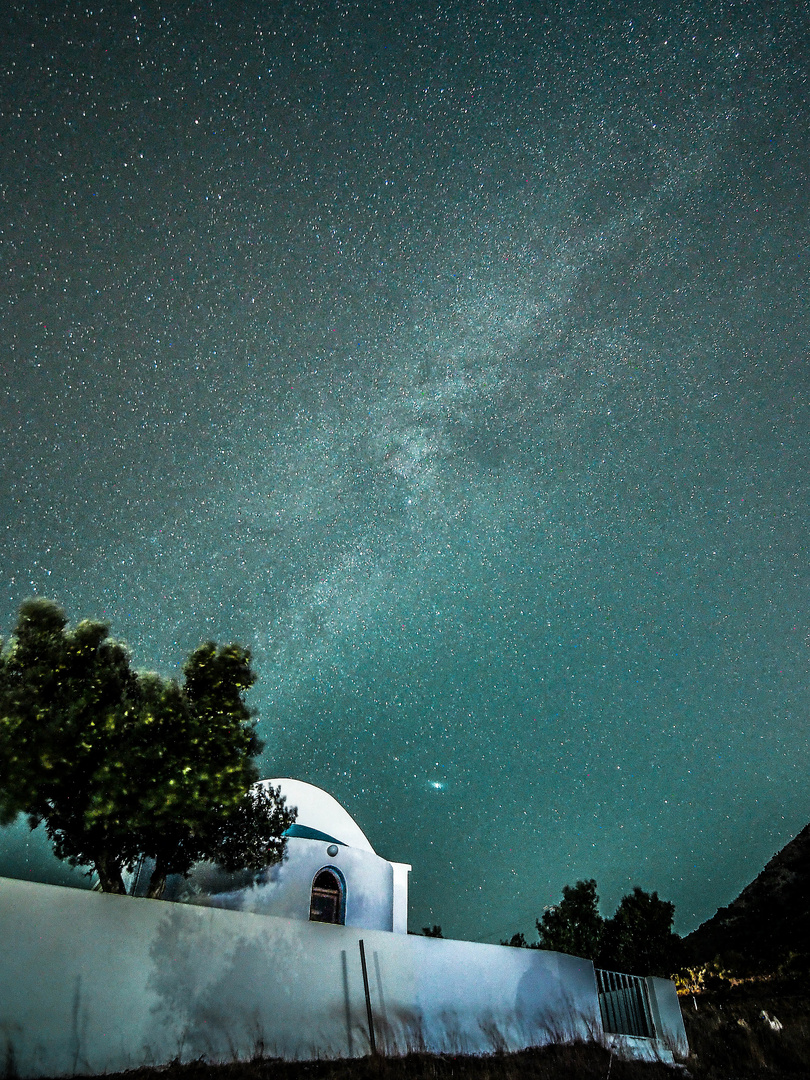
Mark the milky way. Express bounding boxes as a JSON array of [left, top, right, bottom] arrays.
[[2, 0, 809, 942]]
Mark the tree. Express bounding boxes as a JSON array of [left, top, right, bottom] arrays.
[[422, 924, 443, 937], [0, 598, 295, 896], [0, 599, 141, 891], [500, 931, 530, 948], [599, 886, 681, 976], [530, 877, 681, 975], [536, 879, 604, 960]]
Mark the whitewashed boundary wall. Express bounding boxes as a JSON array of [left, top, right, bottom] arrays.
[[0, 878, 683, 1078]]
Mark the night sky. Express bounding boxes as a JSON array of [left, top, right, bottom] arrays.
[[2, 0, 809, 945]]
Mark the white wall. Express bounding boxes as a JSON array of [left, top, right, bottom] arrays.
[[184, 837, 397, 932], [0, 877, 685, 1078], [390, 862, 412, 935], [646, 977, 689, 1058]]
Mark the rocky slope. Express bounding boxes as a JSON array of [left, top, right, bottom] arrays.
[[684, 821, 810, 970]]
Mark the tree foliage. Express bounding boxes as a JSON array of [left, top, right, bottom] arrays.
[[600, 886, 680, 976], [507, 878, 681, 975], [0, 598, 295, 897], [536, 878, 604, 960], [500, 931, 530, 948]]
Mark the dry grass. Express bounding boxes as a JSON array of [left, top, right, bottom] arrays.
[[98, 1044, 678, 1080], [681, 986, 810, 1079], [24, 986, 810, 1080]]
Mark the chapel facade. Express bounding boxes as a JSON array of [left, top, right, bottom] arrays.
[[152, 778, 412, 933]]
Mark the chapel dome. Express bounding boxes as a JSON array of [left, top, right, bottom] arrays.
[[260, 777, 376, 854]]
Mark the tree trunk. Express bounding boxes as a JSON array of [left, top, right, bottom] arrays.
[[95, 851, 126, 894], [145, 859, 167, 899]]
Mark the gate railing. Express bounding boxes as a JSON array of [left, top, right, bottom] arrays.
[[595, 968, 654, 1039]]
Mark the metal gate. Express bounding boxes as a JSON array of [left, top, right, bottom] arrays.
[[595, 968, 654, 1038]]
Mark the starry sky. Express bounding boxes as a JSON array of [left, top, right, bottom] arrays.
[[1, 0, 809, 944]]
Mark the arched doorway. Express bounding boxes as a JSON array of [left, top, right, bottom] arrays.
[[309, 867, 345, 924]]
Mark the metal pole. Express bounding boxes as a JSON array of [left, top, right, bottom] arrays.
[[358, 939, 377, 1055]]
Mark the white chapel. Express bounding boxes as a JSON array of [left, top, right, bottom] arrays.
[[156, 778, 412, 933]]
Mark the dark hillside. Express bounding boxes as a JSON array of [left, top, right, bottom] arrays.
[[682, 984, 810, 1079], [684, 822, 810, 971]]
